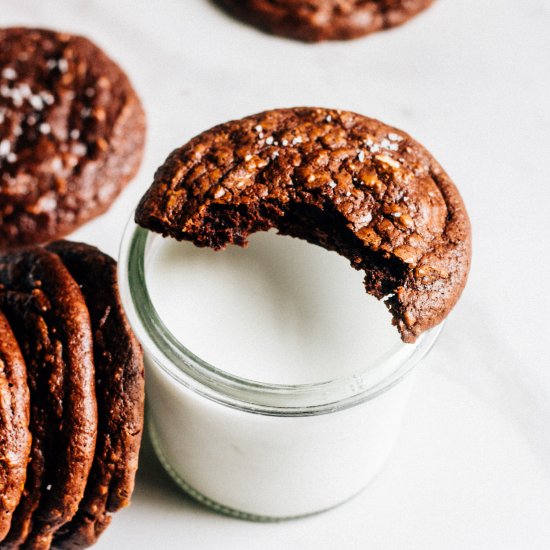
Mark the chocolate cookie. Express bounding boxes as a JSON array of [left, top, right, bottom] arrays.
[[47, 241, 145, 549], [136, 107, 471, 343], [215, 0, 434, 42], [0, 27, 146, 249], [0, 311, 31, 542], [0, 247, 97, 549]]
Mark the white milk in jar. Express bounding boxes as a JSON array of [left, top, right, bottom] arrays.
[[119, 224, 440, 520]]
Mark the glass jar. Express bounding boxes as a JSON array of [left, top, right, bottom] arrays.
[[118, 220, 442, 521]]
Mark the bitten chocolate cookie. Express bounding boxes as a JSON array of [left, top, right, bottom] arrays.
[[0, 27, 146, 249], [47, 241, 145, 549], [215, 0, 434, 42], [136, 107, 471, 343], [0, 247, 97, 549], [0, 311, 31, 542]]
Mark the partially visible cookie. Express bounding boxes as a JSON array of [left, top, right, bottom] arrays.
[[0, 311, 31, 542], [215, 0, 434, 42], [47, 241, 145, 549], [136, 107, 471, 343], [0, 27, 146, 249], [0, 289, 49, 549], [0, 247, 97, 549]]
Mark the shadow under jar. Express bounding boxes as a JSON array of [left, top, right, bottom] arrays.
[[118, 218, 442, 521]]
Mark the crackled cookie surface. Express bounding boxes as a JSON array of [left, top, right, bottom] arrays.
[[48, 241, 145, 550], [0, 27, 145, 249], [215, 0, 434, 42], [136, 108, 471, 343]]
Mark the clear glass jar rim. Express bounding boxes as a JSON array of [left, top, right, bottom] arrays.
[[118, 215, 442, 416]]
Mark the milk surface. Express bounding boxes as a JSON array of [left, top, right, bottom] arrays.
[[146, 230, 404, 385]]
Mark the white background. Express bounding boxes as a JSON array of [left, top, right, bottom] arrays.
[[3, 0, 550, 548]]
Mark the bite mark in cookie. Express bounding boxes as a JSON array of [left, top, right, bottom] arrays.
[[136, 107, 471, 342]]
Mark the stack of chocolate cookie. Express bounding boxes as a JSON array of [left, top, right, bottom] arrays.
[[0, 241, 145, 549]]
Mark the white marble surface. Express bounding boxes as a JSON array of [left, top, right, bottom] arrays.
[[3, 0, 550, 548]]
